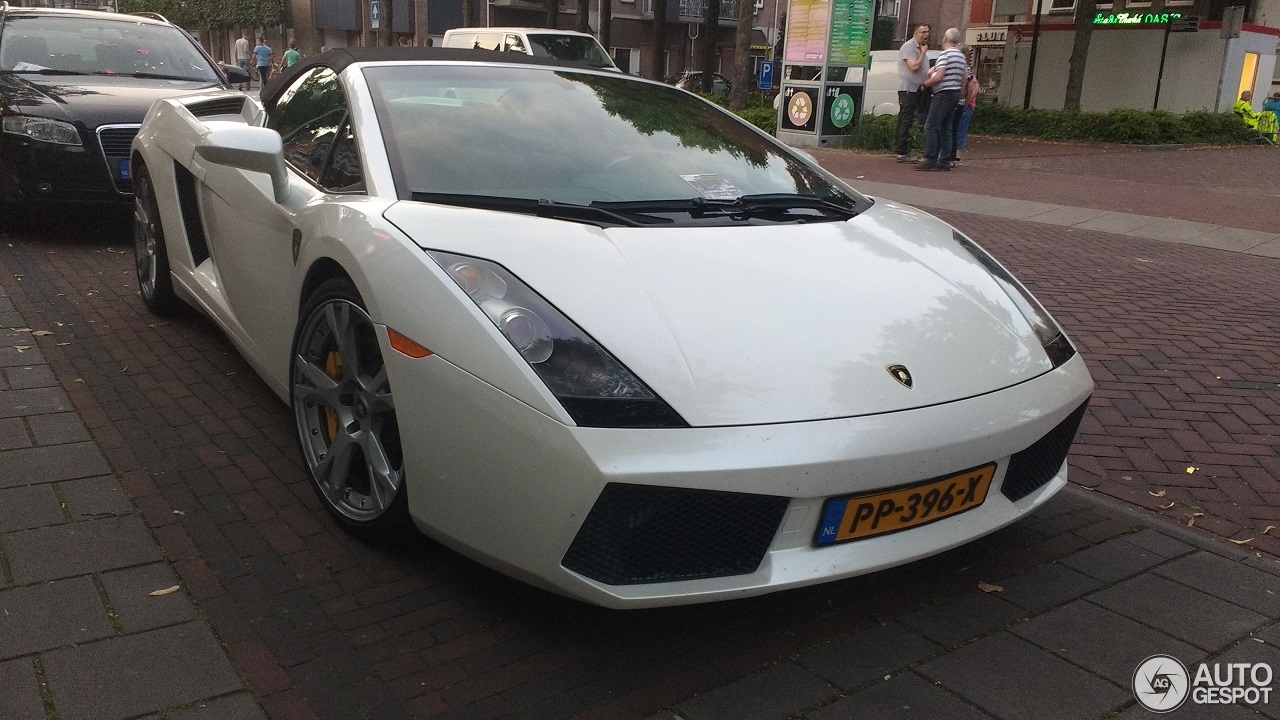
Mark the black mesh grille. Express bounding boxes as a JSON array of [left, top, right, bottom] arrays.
[[173, 161, 210, 265], [97, 126, 139, 193], [97, 126, 138, 156], [187, 96, 246, 117], [562, 484, 789, 586], [1001, 400, 1090, 502]]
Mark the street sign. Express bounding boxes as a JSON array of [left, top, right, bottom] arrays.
[[1222, 6, 1243, 38], [370, 0, 382, 29], [758, 61, 775, 90], [1170, 15, 1199, 32]]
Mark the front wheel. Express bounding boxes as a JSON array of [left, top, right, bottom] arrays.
[[132, 163, 179, 314], [291, 277, 409, 533]]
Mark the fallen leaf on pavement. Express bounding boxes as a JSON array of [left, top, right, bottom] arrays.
[[31, 330, 52, 336], [977, 582, 1003, 593], [1264, 526, 1276, 535], [1230, 538, 1254, 545], [1159, 502, 1175, 510], [14, 345, 29, 353], [1186, 467, 1198, 474], [1149, 490, 1166, 497], [149, 585, 181, 597]]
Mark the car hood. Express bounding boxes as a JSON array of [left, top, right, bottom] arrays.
[[385, 199, 1053, 427], [0, 74, 223, 128]]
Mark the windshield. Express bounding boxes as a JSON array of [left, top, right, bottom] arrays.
[[524, 34, 614, 69], [0, 15, 219, 81], [364, 65, 863, 212]]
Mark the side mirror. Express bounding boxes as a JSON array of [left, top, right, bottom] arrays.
[[222, 64, 250, 85], [195, 126, 289, 203]]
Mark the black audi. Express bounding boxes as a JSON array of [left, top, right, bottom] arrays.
[[0, 5, 248, 212]]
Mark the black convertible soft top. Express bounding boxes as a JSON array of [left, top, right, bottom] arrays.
[[260, 46, 602, 111]]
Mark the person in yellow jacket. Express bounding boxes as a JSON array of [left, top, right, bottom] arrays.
[[1235, 91, 1278, 144]]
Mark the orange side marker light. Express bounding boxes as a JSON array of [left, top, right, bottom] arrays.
[[387, 328, 432, 358]]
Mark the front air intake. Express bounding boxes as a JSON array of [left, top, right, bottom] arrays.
[[1001, 400, 1090, 502], [563, 483, 789, 586]]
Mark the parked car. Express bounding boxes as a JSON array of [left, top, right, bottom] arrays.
[[669, 70, 730, 96], [130, 47, 1092, 608], [441, 27, 618, 71], [0, 5, 247, 213]]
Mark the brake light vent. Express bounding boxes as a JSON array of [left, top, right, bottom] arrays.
[[562, 483, 788, 586], [1001, 400, 1090, 502]]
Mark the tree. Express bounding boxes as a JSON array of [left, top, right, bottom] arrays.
[[577, 0, 591, 32], [728, 0, 752, 109], [383, 0, 394, 46], [547, 0, 559, 28], [461, 0, 474, 26], [1063, 0, 1099, 110], [700, 0, 721, 93], [648, 0, 668, 80]]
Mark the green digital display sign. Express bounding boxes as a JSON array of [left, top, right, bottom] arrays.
[[1092, 11, 1182, 25]]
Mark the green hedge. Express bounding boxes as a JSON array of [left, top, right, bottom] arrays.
[[968, 104, 1255, 146], [726, 100, 1255, 148]]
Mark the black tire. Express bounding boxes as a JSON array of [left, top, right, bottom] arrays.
[[290, 277, 410, 535], [132, 163, 180, 314]]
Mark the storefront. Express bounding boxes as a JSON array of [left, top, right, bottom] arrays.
[[965, 25, 1008, 95]]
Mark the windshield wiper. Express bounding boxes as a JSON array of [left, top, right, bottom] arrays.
[[409, 192, 671, 228], [2, 68, 83, 75], [117, 71, 211, 82], [595, 193, 860, 220]]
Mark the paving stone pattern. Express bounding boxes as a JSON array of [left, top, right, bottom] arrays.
[[1, 201, 1278, 720], [0, 285, 258, 719]]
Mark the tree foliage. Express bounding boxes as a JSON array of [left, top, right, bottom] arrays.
[[118, 0, 286, 29]]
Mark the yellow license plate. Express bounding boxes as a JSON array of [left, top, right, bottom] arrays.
[[814, 463, 996, 546]]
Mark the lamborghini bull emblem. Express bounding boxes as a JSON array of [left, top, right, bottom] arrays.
[[887, 365, 913, 388]]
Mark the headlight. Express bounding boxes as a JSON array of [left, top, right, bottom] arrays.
[[427, 250, 687, 428], [953, 230, 1076, 368], [2, 114, 82, 146]]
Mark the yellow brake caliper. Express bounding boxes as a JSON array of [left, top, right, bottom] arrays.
[[323, 351, 343, 442]]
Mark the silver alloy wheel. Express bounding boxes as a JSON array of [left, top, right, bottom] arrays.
[[293, 299, 403, 522], [133, 175, 157, 302]]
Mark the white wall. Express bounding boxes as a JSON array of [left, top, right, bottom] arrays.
[[1001, 26, 1275, 113]]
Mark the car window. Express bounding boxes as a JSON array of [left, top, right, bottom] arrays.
[[504, 34, 526, 54], [473, 33, 502, 51], [320, 118, 364, 192], [525, 34, 614, 69], [364, 65, 859, 209], [270, 67, 362, 191], [0, 14, 219, 81]]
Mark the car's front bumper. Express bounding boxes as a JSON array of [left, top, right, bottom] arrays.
[[386, 347, 1094, 609], [0, 125, 136, 205]]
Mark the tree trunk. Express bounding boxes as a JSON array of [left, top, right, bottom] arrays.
[[700, 0, 720, 93], [461, 0, 473, 26], [649, 0, 668, 80], [600, 0, 612, 58], [383, 0, 394, 46], [728, 0, 751, 109], [1063, 0, 1098, 110], [577, 0, 590, 32], [547, 0, 559, 28]]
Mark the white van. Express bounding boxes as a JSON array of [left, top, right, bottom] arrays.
[[865, 48, 941, 115], [440, 28, 619, 71]]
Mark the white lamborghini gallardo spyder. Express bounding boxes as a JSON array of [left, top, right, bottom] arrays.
[[129, 47, 1094, 608]]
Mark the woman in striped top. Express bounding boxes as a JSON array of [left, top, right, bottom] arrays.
[[917, 28, 968, 171]]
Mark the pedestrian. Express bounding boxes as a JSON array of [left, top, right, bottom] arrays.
[[253, 37, 273, 88], [234, 31, 251, 91], [917, 27, 966, 171], [893, 25, 930, 162], [947, 52, 980, 166], [1265, 92, 1280, 116], [283, 39, 301, 68]]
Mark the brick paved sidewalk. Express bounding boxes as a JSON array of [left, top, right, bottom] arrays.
[[0, 286, 264, 720]]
